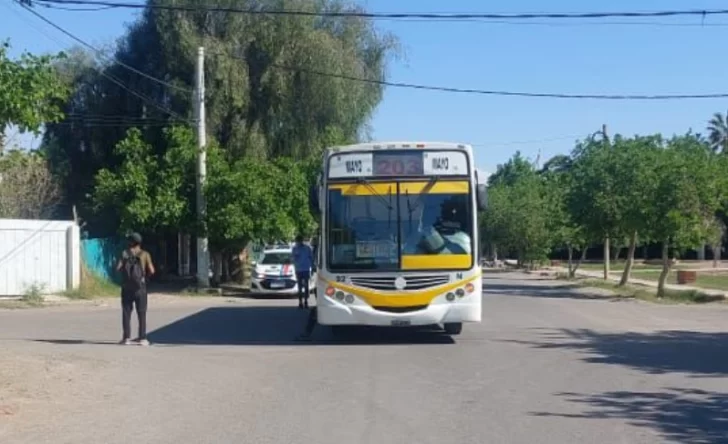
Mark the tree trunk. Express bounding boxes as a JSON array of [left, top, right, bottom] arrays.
[[577, 248, 587, 272], [603, 236, 610, 280], [711, 244, 721, 268], [657, 240, 670, 298], [567, 246, 574, 277], [613, 245, 621, 262], [158, 238, 168, 277], [211, 250, 223, 286], [222, 253, 231, 282], [619, 230, 638, 286]]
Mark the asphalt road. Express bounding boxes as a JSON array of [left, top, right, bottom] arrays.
[[1, 273, 727, 444]]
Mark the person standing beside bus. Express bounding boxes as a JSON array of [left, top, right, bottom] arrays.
[[292, 235, 315, 309]]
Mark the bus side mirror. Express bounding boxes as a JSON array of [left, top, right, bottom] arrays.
[[309, 185, 319, 212], [476, 184, 488, 211]]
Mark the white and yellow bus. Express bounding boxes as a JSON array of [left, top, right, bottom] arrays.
[[309, 142, 487, 335]]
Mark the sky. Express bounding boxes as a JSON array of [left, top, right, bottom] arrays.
[[3, 0, 728, 174]]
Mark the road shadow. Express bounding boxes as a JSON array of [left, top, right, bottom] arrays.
[[504, 329, 728, 377], [482, 281, 623, 301], [532, 388, 728, 444], [146, 306, 455, 346]]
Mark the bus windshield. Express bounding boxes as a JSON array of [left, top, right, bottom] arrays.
[[327, 181, 473, 271]]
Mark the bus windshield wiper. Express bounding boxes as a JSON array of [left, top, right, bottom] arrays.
[[406, 175, 440, 215], [356, 177, 393, 210]]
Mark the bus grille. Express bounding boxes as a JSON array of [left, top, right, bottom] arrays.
[[373, 305, 428, 313], [349, 275, 449, 291]]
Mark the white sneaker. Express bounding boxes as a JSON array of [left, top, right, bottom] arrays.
[[137, 339, 150, 346], [119, 339, 132, 345]]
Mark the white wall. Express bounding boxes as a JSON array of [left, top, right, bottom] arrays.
[[0, 219, 80, 296]]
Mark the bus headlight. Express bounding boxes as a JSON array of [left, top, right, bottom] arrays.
[[325, 286, 335, 297], [455, 288, 465, 298], [335, 291, 345, 301], [344, 294, 355, 304], [465, 283, 475, 294], [446, 292, 456, 302]]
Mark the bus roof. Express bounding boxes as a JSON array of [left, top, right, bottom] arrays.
[[325, 141, 473, 153]]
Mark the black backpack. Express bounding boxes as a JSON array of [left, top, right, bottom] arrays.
[[122, 251, 145, 291]]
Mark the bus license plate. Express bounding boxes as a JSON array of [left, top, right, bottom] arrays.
[[391, 319, 411, 327]]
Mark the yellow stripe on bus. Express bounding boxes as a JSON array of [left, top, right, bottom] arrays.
[[328, 183, 395, 196], [322, 274, 480, 308], [399, 181, 469, 195], [401, 254, 472, 270], [328, 181, 469, 196]]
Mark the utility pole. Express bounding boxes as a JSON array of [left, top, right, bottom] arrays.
[[195, 46, 210, 288], [602, 123, 610, 280]]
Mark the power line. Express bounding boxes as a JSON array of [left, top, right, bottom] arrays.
[[209, 50, 728, 100], [258, 62, 728, 101], [16, 4, 192, 121], [37, 2, 114, 10], [29, 1, 728, 21], [21, 4, 193, 94]]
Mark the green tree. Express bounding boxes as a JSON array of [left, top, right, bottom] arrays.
[[609, 135, 662, 285], [0, 149, 61, 219], [541, 158, 589, 277], [487, 151, 534, 187], [568, 134, 623, 280], [482, 162, 552, 267], [91, 126, 207, 236], [707, 110, 728, 153], [0, 41, 68, 149], [43, 1, 396, 229], [646, 134, 723, 297]]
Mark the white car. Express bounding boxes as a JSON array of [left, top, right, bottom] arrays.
[[250, 248, 317, 296]]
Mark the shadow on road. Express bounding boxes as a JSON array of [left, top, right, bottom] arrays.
[[146, 306, 455, 346], [532, 388, 728, 444], [505, 329, 728, 377]]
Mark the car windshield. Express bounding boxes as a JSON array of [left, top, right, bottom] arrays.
[[327, 181, 473, 271], [259, 252, 292, 265]]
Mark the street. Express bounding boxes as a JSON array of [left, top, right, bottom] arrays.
[[1, 272, 726, 444]]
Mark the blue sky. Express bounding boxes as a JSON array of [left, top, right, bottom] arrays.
[[3, 0, 728, 174]]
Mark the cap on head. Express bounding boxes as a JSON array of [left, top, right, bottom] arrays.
[[295, 234, 304, 243], [127, 232, 142, 245]]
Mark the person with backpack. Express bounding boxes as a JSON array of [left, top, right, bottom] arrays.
[[116, 232, 155, 345]]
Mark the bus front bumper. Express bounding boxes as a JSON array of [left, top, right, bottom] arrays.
[[316, 292, 481, 326]]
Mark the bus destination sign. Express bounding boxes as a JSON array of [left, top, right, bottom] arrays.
[[328, 150, 469, 179]]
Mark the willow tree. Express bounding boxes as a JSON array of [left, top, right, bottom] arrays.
[[45, 0, 396, 159], [43, 0, 395, 231]]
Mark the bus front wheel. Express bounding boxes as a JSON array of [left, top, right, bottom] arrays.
[[443, 323, 463, 335]]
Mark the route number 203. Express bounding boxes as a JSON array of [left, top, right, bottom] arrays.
[[374, 159, 422, 176]]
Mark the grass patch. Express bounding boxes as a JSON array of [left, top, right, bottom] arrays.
[[22, 283, 46, 306], [580, 262, 662, 271], [0, 299, 34, 309], [628, 270, 728, 292], [579, 279, 724, 304], [62, 264, 119, 300]]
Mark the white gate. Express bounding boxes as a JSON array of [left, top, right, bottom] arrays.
[[0, 219, 80, 296]]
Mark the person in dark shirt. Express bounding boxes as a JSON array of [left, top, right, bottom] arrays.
[[115, 232, 155, 345]]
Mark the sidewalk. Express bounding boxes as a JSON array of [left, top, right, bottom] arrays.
[[564, 268, 728, 300]]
